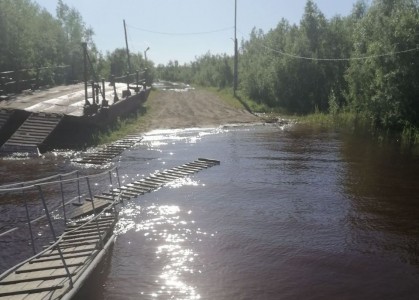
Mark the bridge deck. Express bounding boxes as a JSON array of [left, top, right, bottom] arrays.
[[0, 82, 126, 116]]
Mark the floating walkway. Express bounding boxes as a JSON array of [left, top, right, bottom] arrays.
[[75, 135, 143, 165], [0, 158, 220, 299], [75, 158, 220, 206]]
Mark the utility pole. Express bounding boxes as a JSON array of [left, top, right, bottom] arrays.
[[81, 42, 89, 106], [233, 0, 238, 97], [123, 19, 132, 74]]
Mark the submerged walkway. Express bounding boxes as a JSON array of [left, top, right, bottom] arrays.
[[0, 158, 220, 299], [75, 135, 143, 165]]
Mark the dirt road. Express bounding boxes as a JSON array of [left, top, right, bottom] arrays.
[[143, 89, 261, 130]]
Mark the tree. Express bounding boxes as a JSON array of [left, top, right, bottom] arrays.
[[346, 0, 419, 129]]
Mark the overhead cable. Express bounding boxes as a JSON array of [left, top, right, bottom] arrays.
[[127, 23, 234, 36], [261, 44, 419, 61]]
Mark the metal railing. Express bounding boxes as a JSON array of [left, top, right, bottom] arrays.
[[0, 170, 79, 189], [0, 167, 122, 291], [0, 66, 71, 97], [0, 167, 121, 252], [112, 69, 147, 101]]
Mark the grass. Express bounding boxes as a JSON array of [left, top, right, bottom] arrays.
[[297, 110, 419, 147], [203, 87, 246, 110], [204, 87, 284, 114], [296, 111, 360, 128]]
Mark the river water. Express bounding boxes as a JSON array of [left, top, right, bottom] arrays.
[[1, 124, 419, 299]]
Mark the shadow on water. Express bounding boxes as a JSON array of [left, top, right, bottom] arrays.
[[340, 128, 419, 265]]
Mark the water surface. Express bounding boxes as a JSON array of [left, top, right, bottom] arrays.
[[1, 124, 419, 299]]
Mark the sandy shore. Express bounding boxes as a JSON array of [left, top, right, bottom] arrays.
[[141, 89, 261, 131]]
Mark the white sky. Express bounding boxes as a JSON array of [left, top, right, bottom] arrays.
[[35, 0, 360, 65]]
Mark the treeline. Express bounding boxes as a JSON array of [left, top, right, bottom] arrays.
[[155, 53, 233, 89], [0, 0, 152, 87], [156, 0, 419, 131]]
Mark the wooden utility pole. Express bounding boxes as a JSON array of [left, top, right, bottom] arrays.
[[233, 0, 238, 96], [82, 42, 89, 106], [123, 19, 132, 74]]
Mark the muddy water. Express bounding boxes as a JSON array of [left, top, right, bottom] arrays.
[[1, 124, 419, 299]]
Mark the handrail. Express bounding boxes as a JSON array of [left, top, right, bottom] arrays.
[[0, 65, 70, 75], [0, 192, 120, 287], [0, 65, 71, 95], [0, 170, 79, 189], [0, 167, 117, 193], [0, 193, 87, 238], [113, 71, 141, 81]]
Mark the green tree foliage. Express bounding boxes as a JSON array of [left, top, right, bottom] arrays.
[[103, 48, 155, 84], [55, 0, 98, 82], [157, 0, 419, 134], [156, 52, 233, 89], [346, 0, 419, 129], [0, 0, 119, 86], [239, 0, 354, 114]]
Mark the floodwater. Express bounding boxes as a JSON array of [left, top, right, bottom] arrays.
[[1, 124, 419, 299]]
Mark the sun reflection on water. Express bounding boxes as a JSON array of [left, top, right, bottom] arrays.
[[130, 204, 203, 299]]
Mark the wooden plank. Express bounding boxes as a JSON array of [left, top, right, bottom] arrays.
[[64, 229, 106, 237], [126, 184, 151, 192], [55, 240, 99, 249], [59, 235, 101, 244], [147, 178, 171, 184], [111, 189, 138, 197], [144, 177, 168, 184], [186, 161, 209, 168], [158, 172, 181, 179], [40, 245, 96, 257], [71, 215, 116, 224], [132, 181, 160, 189], [65, 222, 113, 232], [102, 192, 130, 200], [70, 199, 112, 219], [0, 271, 77, 285], [26, 278, 69, 300], [93, 195, 116, 201], [0, 267, 80, 287], [198, 157, 220, 164], [0, 282, 63, 297], [30, 252, 92, 264], [15, 261, 84, 274], [119, 186, 145, 194], [170, 168, 195, 174]]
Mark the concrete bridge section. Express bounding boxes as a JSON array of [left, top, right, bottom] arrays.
[[0, 82, 145, 155], [0, 113, 62, 155]]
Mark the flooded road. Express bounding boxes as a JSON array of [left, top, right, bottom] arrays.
[[1, 124, 419, 299]]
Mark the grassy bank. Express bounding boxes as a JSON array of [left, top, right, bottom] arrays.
[[203, 87, 279, 113], [297, 111, 419, 146], [212, 87, 419, 147]]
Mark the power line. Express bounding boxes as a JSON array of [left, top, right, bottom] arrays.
[[126, 23, 234, 36], [261, 44, 419, 61]]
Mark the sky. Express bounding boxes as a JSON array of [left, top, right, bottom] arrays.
[[35, 0, 360, 65]]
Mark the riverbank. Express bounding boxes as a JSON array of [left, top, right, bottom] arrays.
[[95, 88, 262, 144]]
